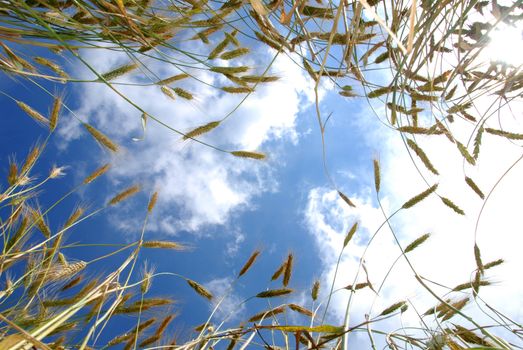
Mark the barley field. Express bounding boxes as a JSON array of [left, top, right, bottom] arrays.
[[0, 0, 522, 349]]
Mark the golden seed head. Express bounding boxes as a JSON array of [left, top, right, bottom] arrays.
[[230, 150, 266, 160], [311, 280, 320, 301], [210, 66, 250, 75], [271, 260, 286, 281], [379, 301, 406, 316], [343, 222, 358, 247], [373, 159, 381, 192], [186, 279, 213, 300], [142, 240, 185, 250], [288, 303, 313, 316], [282, 253, 293, 287], [221, 86, 254, 93], [338, 190, 356, 207], [256, 288, 293, 298], [30, 207, 52, 238], [20, 144, 42, 176], [83, 123, 119, 152], [147, 191, 159, 213], [100, 62, 139, 81], [154, 315, 175, 337], [108, 185, 141, 206], [248, 306, 286, 322], [219, 47, 250, 60], [83, 163, 110, 184], [49, 96, 62, 131], [64, 205, 85, 229], [7, 161, 18, 186], [183, 121, 220, 141], [208, 37, 230, 59], [157, 73, 190, 85], [161, 86, 176, 100], [238, 250, 261, 277], [17, 101, 49, 127], [173, 87, 193, 100]]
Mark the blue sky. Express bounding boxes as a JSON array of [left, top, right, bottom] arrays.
[[2, 4, 523, 349]]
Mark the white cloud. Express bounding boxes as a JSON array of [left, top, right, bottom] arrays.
[[205, 277, 245, 323], [304, 97, 523, 346], [226, 229, 245, 256], [61, 45, 319, 234]]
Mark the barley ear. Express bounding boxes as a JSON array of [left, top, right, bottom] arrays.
[[83, 123, 119, 152], [83, 163, 110, 184], [142, 241, 185, 250], [271, 260, 287, 281], [379, 301, 406, 316], [373, 159, 381, 193], [186, 279, 213, 300], [99, 62, 138, 81], [256, 288, 293, 298], [238, 250, 261, 277], [17, 101, 49, 127], [402, 184, 438, 209], [147, 192, 159, 213], [108, 185, 140, 205], [440, 196, 465, 215], [49, 96, 62, 131], [404, 233, 430, 253], [183, 121, 220, 140], [311, 280, 320, 301], [456, 141, 475, 165], [406, 139, 439, 175], [282, 253, 293, 287], [337, 190, 356, 207], [343, 222, 358, 248], [230, 151, 266, 160], [465, 176, 484, 199]]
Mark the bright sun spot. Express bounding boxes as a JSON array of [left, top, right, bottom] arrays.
[[485, 23, 523, 67]]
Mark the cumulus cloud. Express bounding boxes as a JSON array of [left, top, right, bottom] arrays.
[[61, 44, 319, 234], [304, 96, 523, 345]]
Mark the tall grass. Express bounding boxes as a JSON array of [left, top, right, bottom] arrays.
[[0, 0, 522, 349]]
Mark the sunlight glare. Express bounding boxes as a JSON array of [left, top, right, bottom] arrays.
[[485, 23, 523, 67]]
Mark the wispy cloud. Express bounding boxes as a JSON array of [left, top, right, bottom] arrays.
[[205, 277, 245, 322]]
